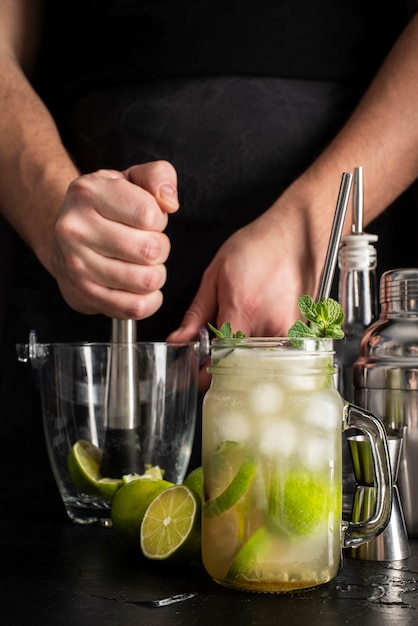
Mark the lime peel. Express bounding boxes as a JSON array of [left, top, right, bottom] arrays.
[[67, 439, 104, 496], [204, 457, 257, 518]]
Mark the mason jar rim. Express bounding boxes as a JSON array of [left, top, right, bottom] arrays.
[[211, 336, 335, 352]]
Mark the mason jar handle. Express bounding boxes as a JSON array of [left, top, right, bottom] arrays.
[[342, 402, 392, 549]]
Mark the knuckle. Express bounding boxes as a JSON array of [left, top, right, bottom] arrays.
[[132, 199, 168, 231], [55, 212, 79, 241], [149, 159, 176, 179], [66, 174, 92, 201], [142, 265, 166, 292], [126, 293, 163, 320], [140, 235, 165, 263]]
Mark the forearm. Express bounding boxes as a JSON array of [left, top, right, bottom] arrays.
[[0, 52, 79, 274], [271, 12, 418, 272]]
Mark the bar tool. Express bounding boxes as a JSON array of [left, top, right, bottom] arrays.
[[334, 167, 379, 512], [347, 434, 410, 561], [354, 268, 418, 537], [100, 319, 144, 477], [335, 166, 378, 402]]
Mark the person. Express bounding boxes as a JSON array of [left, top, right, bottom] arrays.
[[0, 0, 417, 519]]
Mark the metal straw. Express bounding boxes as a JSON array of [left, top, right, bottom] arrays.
[[316, 172, 353, 302]]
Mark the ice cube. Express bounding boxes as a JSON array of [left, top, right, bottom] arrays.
[[215, 410, 251, 444], [249, 382, 283, 415], [299, 436, 331, 470], [302, 391, 340, 430], [259, 418, 297, 457]]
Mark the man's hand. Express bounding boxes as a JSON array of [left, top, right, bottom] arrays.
[[167, 204, 322, 342], [51, 160, 179, 319]]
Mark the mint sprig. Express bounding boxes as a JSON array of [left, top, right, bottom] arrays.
[[288, 295, 344, 340], [208, 322, 246, 339], [208, 295, 344, 342]]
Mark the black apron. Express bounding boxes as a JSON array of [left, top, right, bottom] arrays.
[[1, 3, 416, 518]]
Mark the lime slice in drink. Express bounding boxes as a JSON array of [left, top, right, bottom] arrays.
[[267, 470, 335, 536], [67, 439, 121, 497], [111, 478, 174, 545], [183, 466, 203, 498], [140, 485, 201, 561], [225, 527, 272, 585], [204, 456, 257, 518]]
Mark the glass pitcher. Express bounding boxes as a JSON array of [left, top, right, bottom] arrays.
[[201, 337, 392, 593]]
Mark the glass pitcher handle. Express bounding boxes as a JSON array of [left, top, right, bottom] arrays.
[[342, 402, 392, 549]]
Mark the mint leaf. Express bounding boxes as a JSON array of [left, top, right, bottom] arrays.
[[326, 324, 345, 340], [288, 295, 345, 340], [325, 298, 344, 326], [208, 322, 246, 339], [288, 320, 316, 339], [233, 330, 246, 338], [297, 295, 318, 324]]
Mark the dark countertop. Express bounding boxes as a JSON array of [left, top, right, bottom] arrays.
[[1, 519, 418, 626]]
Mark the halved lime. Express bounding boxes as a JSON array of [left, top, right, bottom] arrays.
[[67, 439, 123, 497], [111, 478, 174, 545], [204, 457, 257, 518], [140, 485, 201, 561]]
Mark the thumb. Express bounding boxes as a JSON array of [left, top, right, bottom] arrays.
[[167, 282, 217, 343], [167, 306, 210, 343], [124, 160, 179, 214]]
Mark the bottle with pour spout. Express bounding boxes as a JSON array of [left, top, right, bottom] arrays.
[[334, 167, 379, 510]]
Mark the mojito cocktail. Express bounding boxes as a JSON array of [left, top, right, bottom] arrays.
[[202, 337, 343, 592]]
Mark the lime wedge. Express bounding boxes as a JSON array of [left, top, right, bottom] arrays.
[[140, 485, 201, 561], [122, 465, 165, 484], [225, 527, 272, 584], [68, 439, 112, 496], [67, 439, 123, 498], [204, 457, 257, 518], [111, 478, 174, 545]]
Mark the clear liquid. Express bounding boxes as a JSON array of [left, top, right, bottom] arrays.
[[202, 347, 343, 592]]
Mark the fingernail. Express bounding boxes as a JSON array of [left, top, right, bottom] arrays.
[[159, 183, 178, 202]]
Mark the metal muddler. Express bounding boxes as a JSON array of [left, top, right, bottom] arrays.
[[100, 319, 144, 477], [316, 172, 353, 302]]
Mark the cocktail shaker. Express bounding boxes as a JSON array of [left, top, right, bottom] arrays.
[[353, 268, 418, 537]]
